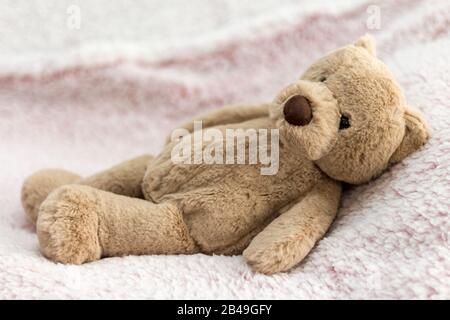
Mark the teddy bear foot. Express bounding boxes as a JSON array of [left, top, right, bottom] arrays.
[[36, 185, 102, 264], [21, 169, 81, 225]]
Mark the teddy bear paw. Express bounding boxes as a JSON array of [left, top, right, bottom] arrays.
[[243, 244, 290, 275], [36, 185, 102, 264], [21, 169, 81, 225]]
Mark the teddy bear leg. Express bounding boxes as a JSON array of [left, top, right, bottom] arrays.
[[21, 169, 81, 225], [21, 155, 153, 225], [37, 184, 198, 264], [78, 154, 153, 198]]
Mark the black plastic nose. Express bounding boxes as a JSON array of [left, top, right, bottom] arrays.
[[283, 95, 312, 126]]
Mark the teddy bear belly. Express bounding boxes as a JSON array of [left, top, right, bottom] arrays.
[[141, 116, 323, 253], [143, 157, 322, 254], [181, 188, 296, 254]]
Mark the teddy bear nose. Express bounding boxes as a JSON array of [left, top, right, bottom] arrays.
[[283, 95, 312, 126]]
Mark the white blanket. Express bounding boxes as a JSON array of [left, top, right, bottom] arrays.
[[0, 0, 448, 299]]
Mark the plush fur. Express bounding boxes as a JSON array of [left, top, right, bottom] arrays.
[[21, 36, 429, 274]]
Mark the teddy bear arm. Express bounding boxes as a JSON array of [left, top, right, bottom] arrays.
[[243, 177, 341, 274], [165, 103, 269, 144]]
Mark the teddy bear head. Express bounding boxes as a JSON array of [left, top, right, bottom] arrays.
[[270, 35, 429, 184]]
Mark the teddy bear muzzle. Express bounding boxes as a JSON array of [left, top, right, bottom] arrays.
[[283, 95, 312, 126]]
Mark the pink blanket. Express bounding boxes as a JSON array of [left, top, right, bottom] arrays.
[[0, 0, 448, 299]]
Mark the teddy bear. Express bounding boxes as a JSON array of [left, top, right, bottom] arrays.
[[21, 35, 429, 274]]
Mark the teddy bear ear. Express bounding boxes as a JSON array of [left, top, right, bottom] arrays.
[[389, 108, 430, 164], [354, 34, 377, 56]]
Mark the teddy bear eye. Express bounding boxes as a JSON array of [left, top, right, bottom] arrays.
[[339, 115, 351, 130], [319, 76, 327, 82]]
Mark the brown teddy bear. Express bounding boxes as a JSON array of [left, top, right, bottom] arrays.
[[21, 35, 429, 274]]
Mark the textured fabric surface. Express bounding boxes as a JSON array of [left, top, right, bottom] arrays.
[[0, 0, 448, 299]]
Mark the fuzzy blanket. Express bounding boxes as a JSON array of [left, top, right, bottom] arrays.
[[0, 0, 448, 299]]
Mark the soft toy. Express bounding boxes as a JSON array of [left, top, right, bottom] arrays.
[[21, 35, 429, 274]]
